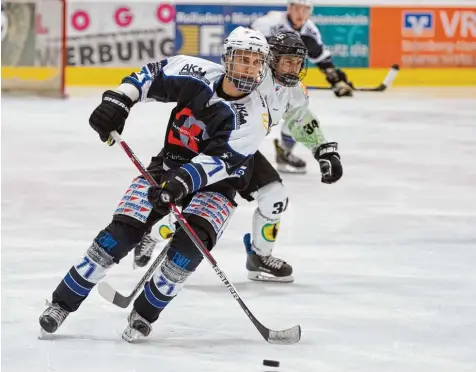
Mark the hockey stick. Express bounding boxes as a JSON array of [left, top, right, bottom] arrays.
[[98, 240, 171, 308], [107, 130, 301, 345], [312, 64, 400, 92]]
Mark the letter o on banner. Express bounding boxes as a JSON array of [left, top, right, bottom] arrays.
[[71, 10, 90, 31], [115, 7, 133, 27], [156, 3, 174, 24]]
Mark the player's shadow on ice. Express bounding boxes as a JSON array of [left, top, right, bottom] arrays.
[[38, 333, 124, 344], [134, 336, 263, 348]]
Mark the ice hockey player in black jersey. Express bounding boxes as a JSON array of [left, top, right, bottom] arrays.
[[134, 31, 343, 283], [251, 0, 353, 172], [38, 26, 272, 341]]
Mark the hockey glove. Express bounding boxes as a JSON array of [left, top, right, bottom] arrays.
[[147, 169, 191, 214], [324, 68, 354, 98], [314, 142, 343, 184], [89, 90, 133, 143]]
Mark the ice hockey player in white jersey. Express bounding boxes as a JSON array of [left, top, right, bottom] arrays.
[[239, 30, 342, 282], [134, 31, 343, 283], [252, 0, 353, 173], [38, 27, 273, 341]]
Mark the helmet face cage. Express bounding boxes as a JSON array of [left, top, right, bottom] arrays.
[[270, 41, 308, 87], [224, 48, 270, 94]]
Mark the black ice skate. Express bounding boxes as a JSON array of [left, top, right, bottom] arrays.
[[122, 309, 152, 343], [39, 300, 70, 334], [274, 139, 306, 174], [133, 234, 159, 268], [133, 225, 175, 269], [243, 233, 294, 283]]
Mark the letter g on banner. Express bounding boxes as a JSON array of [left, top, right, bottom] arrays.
[[115, 7, 133, 27]]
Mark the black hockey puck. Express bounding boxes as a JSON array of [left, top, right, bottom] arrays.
[[263, 360, 280, 367]]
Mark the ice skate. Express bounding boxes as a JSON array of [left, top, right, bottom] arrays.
[[133, 225, 174, 268], [122, 309, 152, 343], [274, 139, 306, 174], [133, 234, 159, 268], [243, 233, 294, 283], [39, 300, 70, 334]]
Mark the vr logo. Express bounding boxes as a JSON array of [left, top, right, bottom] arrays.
[[402, 11, 435, 37]]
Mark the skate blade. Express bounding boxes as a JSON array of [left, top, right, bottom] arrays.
[[122, 326, 145, 343], [248, 271, 294, 283], [277, 164, 306, 174], [38, 327, 53, 340]]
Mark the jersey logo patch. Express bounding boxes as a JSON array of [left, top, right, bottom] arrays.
[[167, 108, 209, 153]]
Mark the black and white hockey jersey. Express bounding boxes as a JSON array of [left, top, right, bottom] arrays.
[[251, 11, 331, 65], [117, 55, 272, 193]]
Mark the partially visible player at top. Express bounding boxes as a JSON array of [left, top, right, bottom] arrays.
[[251, 0, 353, 173]]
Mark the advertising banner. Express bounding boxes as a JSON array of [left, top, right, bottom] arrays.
[[2, 0, 63, 67], [67, 2, 175, 66], [310, 6, 370, 68], [175, 5, 284, 63], [223, 5, 286, 37], [175, 4, 224, 63], [370, 7, 476, 68]]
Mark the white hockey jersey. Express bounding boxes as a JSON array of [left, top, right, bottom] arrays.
[[258, 72, 327, 155], [251, 11, 331, 64]]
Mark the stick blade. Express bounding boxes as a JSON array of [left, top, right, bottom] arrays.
[[267, 325, 301, 345], [97, 282, 131, 308]]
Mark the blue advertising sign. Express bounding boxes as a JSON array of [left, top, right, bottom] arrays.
[[175, 5, 225, 63], [175, 5, 285, 62]]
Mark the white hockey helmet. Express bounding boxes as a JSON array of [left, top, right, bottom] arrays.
[[222, 26, 270, 94], [288, 0, 313, 7]]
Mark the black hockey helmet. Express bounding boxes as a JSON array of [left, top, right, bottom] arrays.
[[268, 31, 308, 87]]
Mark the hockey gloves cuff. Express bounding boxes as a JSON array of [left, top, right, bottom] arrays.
[[314, 142, 343, 184], [89, 90, 134, 143]]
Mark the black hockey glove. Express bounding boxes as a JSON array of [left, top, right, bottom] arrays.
[[324, 68, 354, 98], [314, 142, 343, 184], [89, 90, 133, 143], [147, 169, 191, 214]]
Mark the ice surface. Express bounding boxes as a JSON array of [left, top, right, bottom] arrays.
[[2, 88, 476, 372]]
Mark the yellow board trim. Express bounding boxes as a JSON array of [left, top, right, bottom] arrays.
[[303, 68, 476, 87], [2, 67, 60, 81], [2, 66, 476, 87]]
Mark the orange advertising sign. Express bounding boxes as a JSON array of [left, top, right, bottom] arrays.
[[370, 7, 476, 67]]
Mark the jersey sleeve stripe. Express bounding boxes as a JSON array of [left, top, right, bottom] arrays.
[[182, 163, 203, 193]]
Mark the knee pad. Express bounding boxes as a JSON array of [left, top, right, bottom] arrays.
[[71, 220, 147, 288], [251, 182, 288, 256], [149, 252, 192, 300], [72, 239, 116, 285], [256, 181, 289, 219], [138, 238, 196, 317]]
